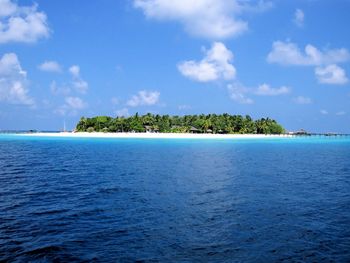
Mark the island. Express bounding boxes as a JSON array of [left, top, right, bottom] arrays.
[[75, 113, 285, 134]]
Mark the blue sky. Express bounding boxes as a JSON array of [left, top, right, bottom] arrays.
[[0, 0, 350, 132]]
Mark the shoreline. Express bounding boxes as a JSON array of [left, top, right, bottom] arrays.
[[16, 132, 294, 139]]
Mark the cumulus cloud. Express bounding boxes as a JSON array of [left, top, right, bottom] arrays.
[[65, 96, 86, 110], [50, 81, 70, 96], [69, 65, 88, 94], [227, 82, 292, 104], [293, 96, 312, 104], [267, 41, 350, 85], [69, 65, 80, 77], [55, 96, 87, 116], [0, 53, 34, 106], [0, 0, 50, 44], [126, 90, 160, 107], [72, 80, 88, 94], [254, 84, 290, 96], [227, 83, 254, 104], [178, 104, 191, 110], [315, 64, 348, 85], [178, 42, 236, 82], [115, 108, 130, 117], [38, 61, 62, 73], [267, 41, 350, 66], [134, 0, 246, 39], [320, 110, 346, 116], [293, 9, 304, 27], [0, 0, 17, 17], [336, 111, 346, 116], [134, 0, 272, 39]]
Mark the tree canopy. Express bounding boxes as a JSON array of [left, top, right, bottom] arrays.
[[75, 113, 285, 134]]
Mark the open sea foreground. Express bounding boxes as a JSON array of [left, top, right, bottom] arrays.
[[0, 134, 350, 262]]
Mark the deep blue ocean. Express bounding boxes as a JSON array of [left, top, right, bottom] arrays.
[[0, 135, 350, 262]]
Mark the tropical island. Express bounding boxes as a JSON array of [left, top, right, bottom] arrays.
[[75, 113, 285, 134]]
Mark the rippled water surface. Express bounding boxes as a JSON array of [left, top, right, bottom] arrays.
[[1, 135, 350, 262]]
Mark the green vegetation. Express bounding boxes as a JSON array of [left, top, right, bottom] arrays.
[[75, 113, 285, 134]]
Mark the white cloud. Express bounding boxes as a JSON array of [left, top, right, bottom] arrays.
[[65, 96, 86, 110], [0, 0, 50, 44], [178, 42, 236, 82], [254, 83, 290, 96], [72, 79, 88, 94], [336, 111, 346, 116], [50, 65, 89, 101], [227, 82, 291, 104], [315, 64, 348, 85], [227, 83, 254, 104], [38, 61, 62, 73], [320, 109, 328, 115], [242, 1, 273, 13], [293, 9, 304, 27], [293, 96, 312, 104], [267, 41, 350, 66], [0, 0, 16, 17], [127, 90, 160, 107], [69, 65, 88, 94], [133, 0, 253, 39], [0, 53, 34, 106], [50, 81, 70, 96], [115, 108, 130, 117], [69, 65, 80, 77], [178, 104, 191, 110], [267, 41, 350, 85], [55, 96, 87, 116]]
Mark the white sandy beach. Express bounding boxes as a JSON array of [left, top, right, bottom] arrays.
[[18, 132, 293, 139]]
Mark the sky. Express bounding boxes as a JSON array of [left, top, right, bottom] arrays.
[[0, 0, 350, 133]]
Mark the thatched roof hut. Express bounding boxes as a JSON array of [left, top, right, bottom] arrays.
[[190, 126, 200, 133]]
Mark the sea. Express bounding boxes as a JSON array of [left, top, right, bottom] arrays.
[[0, 134, 349, 262]]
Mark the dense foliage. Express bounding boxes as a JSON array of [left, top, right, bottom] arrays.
[[75, 113, 285, 134]]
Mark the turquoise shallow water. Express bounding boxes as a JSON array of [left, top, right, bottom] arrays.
[[0, 134, 350, 262]]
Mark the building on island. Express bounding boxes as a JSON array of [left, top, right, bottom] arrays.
[[288, 129, 308, 135], [190, 127, 200, 133]]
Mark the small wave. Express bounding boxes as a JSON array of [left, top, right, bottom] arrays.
[[24, 245, 63, 256], [31, 208, 70, 216], [97, 186, 123, 194]]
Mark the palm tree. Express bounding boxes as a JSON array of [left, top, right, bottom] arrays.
[[78, 117, 87, 131], [201, 119, 212, 132], [75, 114, 285, 135], [142, 113, 154, 126]]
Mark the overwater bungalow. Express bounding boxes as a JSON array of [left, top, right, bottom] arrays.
[[289, 129, 308, 135]]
